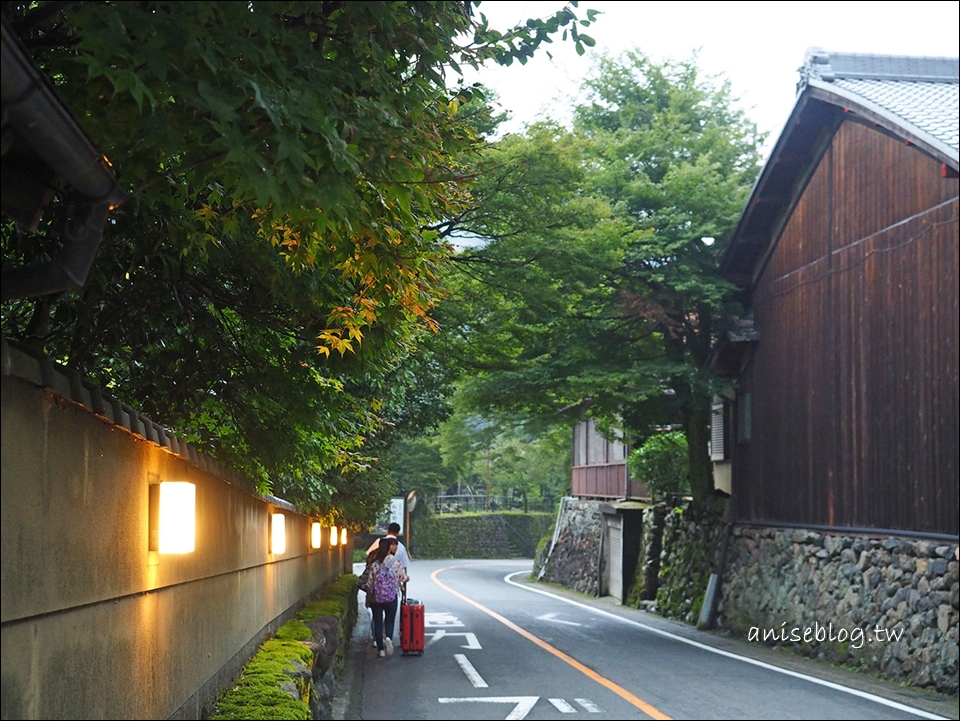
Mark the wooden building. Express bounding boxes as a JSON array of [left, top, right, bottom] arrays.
[[713, 49, 959, 537], [569, 419, 647, 604], [571, 418, 649, 500]]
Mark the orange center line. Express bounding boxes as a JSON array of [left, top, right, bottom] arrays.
[[431, 565, 673, 720]]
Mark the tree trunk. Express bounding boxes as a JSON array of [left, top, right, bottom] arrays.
[[684, 402, 713, 507]]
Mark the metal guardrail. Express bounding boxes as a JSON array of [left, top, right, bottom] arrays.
[[432, 494, 556, 514]]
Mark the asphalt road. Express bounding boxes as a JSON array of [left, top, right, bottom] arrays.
[[335, 559, 959, 720]]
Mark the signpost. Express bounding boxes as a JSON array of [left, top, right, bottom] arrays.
[[389, 497, 404, 529]]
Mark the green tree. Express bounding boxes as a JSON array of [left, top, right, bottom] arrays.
[[434, 395, 503, 496], [576, 51, 762, 504], [423, 393, 572, 507], [379, 437, 458, 501], [431, 122, 626, 413], [0, 1, 598, 526], [486, 423, 571, 504], [434, 51, 762, 506]]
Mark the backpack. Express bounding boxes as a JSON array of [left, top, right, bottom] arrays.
[[371, 561, 398, 604]]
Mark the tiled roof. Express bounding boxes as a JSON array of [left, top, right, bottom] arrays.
[[800, 48, 959, 159], [720, 49, 959, 287]]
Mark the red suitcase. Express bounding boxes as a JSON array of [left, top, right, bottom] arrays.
[[400, 596, 425, 656]]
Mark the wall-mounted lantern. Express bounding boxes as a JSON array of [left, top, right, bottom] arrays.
[[271, 512, 286, 555], [149, 482, 196, 554]]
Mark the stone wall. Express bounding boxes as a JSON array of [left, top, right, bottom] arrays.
[[409, 511, 555, 560], [210, 575, 359, 721], [539, 497, 959, 696], [718, 526, 959, 694], [655, 505, 726, 623], [537, 499, 603, 596], [638, 505, 666, 601]]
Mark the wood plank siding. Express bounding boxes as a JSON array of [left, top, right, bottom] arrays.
[[571, 463, 648, 500], [733, 120, 959, 535], [571, 418, 650, 500]]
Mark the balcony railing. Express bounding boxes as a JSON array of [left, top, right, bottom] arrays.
[[571, 462, 649, 500]]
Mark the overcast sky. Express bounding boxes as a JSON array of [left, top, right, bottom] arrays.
[[463, 1, 960, 156]]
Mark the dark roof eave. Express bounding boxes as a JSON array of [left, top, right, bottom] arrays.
[[718, 91, 843, 288], [1, 16, 127, 302], [1, 19, 126, 209], [718, 75, 958, 291]]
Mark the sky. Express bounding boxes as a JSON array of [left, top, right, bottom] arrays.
[[463, 1, 960, 157]]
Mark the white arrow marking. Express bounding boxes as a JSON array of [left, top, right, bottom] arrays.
[[537, 612, 582, 626], [425, 612, 464, 628], [438, 696, 539, 720], [454, 653, 488, 688], [426, 630, 482, 649], [575, 698, 604, 713], [548, 698, 577, 713]]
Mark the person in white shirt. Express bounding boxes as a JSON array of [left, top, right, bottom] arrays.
[[366, 523, 411, 645], [367, 523, 410, 571]]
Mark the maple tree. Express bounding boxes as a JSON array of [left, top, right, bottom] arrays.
[[0, 1, 597, 524]]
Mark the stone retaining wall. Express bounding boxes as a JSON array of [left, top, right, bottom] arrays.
[[538, 498, 959, 695], [655, 505, 725, 623], [537, 499, 603, 595], [718, 526, 959, 694], [209, 575, 359, 721]]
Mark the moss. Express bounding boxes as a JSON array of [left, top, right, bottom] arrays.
[[531, 533, 553, 578], [211, 638, 312, 721], [275, 620, 314, 643], [623, 574, 643, 608], [212, 687, 311, 721], [652, 502, 725, 621], [209, 573, 358, 721]]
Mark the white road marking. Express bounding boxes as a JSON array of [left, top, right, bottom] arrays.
[[454, 653, 489, 688], [438, 696, 539, 720], [426, 629, 482, 649], [425, 612, 464, 627], [537, 612, 582, 626], [548, 698, 577, 713], [575, 698, 604, 713]]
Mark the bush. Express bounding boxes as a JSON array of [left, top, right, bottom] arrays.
[[627, 431, 690, 500]]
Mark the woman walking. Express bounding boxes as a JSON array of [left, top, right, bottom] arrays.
[[367, 536, 407, 656]]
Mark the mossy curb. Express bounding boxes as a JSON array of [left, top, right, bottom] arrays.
[[210, 573, 359, 720]]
